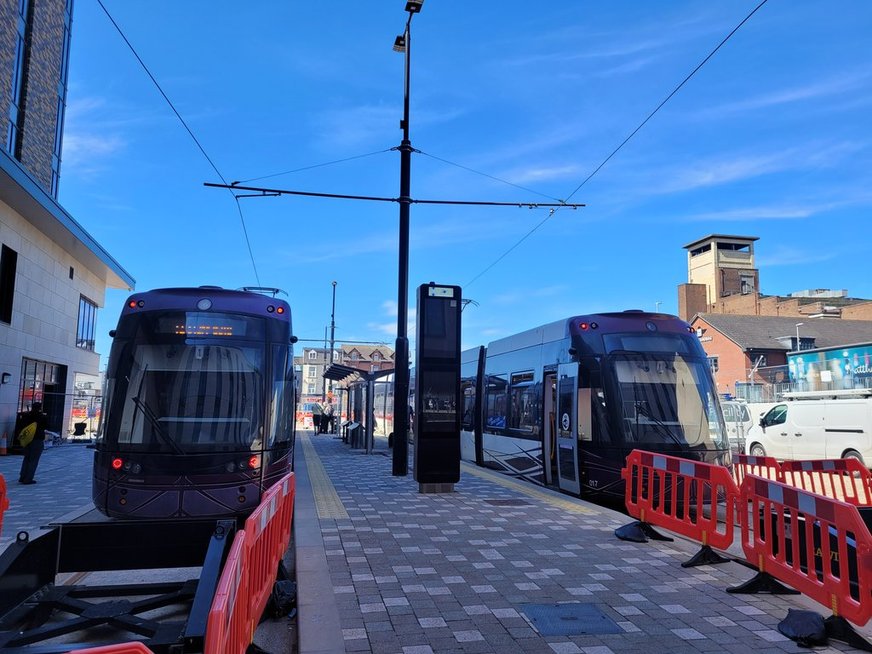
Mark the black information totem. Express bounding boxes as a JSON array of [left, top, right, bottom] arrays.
[[413, 282, 462, 486]]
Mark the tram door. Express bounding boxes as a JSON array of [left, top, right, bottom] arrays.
[[556, 363, 580, 495]]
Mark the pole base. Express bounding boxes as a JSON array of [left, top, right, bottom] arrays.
[[418, 483, 454, 494]]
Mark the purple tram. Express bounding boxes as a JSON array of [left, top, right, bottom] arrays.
[[460, 311, 731, 502], [93, 286, 296, 519]]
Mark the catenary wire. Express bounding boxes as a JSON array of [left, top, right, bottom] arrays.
[[416, 150, 563, 203], [465, 0, 770, 288], [233, 149, 394, 186], [96, 0, 261, 285]]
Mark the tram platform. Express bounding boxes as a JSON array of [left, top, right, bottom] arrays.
[[296, 431, 872, 654], [3, 440, 872, 653]]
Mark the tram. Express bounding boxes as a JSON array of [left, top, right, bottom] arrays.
[[92, 286, 296, 519], [460, 311, 730, 501]]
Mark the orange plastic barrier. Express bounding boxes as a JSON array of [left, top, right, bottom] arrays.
[[204, 530, 250, 654], [623, 450, 737, 553], [72, 643, 155, 653], [738, 474, 872, 626], [243, 472, 296, 631], [732, 453, 782, 487], [0, 474, 8, 538], [780, 459, 872, 506]]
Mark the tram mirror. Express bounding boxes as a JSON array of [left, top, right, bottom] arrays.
[[109, 329, 116, 338], [289, 335, 298, 344]]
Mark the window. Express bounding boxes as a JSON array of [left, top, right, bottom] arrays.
[[0, 245, 18, 323], [484, 374, 507, 429], [49, 0, 73, 196], [740, 275, 754, 295], [372, 352, 381, 362], [308, 351, 317, 360], [307, 384, 316, 394], [508, 371, 535, 432], [762, 405, 787, 427], [306, 366, 317, 378], [76, 296, 97, 350], [6, 0, 31, 157], [690, 244, 711, 257], [350, 351, 359, 362], [707, 356, 719, 374]]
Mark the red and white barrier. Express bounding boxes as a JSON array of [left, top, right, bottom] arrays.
[[0, 474, 8, 538], [622, 450, 737, 563], [738, 474, 872, 626], [732, 453, 782, 487], [780, 459, 872, 507], [204, 530, 250, 654]]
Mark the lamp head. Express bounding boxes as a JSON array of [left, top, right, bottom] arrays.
[[393, 35, 406, 53], [405, 0, 423, 14]]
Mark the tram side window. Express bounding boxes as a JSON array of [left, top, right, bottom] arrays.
[[580, 362, 615, 445], [508, 371, 536, 433], [485, 375, 507, 430], [461, 378, 476, 430]]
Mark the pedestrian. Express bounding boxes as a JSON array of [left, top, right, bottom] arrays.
[[311, 402, 323, 434], [19, 402, 48, 485], [322, 402, 335, 434]]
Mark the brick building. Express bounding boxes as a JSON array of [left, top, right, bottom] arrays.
[[678, 234, 872, 321], [692, 314, 872, 400], [1, 0, 135, 440], [294, 344, 394, 399]]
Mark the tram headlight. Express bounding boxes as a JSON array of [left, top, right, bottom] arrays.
[[226, 462, 237, 473], [131, 463, 142, 474], [248, 455, 260, 469]]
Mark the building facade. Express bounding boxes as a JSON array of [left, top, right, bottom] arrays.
[[0, 0, 135, 440], [678, 234, 872, 321], [692, 314, 872, 401], [294, 344, 395, 400]]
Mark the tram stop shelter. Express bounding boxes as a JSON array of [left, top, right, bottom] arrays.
[[323, 364, 394, 454]]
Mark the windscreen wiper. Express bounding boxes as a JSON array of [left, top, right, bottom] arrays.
[[635, 402, 684, 446], [130, 395, 185, 455]]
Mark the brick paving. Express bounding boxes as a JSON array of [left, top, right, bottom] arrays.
[[1, 436, 869, 652], [300, 432, 866, 654], [0, 442, 95, 548]]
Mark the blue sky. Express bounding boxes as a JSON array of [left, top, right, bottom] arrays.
[[58, 1, 872, 365]]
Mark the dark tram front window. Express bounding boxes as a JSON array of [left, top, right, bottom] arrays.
[[104, 311, 267, 453], [610, 352, 726, 449]]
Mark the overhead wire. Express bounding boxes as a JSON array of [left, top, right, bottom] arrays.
[[233, 149, 394, 186], [96, 0, 261, 285], [465, 0, 771, 287]]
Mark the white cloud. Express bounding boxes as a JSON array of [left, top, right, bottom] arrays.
[[757, 246, 837, 268], [700, 72, 871, 117], [657, 141, 867, 194], [62, 133, 125, 168]]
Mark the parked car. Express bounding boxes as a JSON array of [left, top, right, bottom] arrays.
[[721, 400, 754, 453], [744, 395, 872, 463]]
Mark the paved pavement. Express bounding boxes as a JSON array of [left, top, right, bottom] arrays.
[[0, 441, 95, 548], [2, 436, 870, 653], [296, 430, 870, 654]]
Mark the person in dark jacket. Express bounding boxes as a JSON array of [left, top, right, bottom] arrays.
[[19, 402, 48, 484]]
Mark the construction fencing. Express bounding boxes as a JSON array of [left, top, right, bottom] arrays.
[[621, 450, 872, 645]]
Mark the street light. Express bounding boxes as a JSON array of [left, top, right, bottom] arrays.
[[795, 322, 804, 352], [329, 280, 337, 396], [392, 0, 423, 476]]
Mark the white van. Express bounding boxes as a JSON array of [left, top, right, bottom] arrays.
[[744, 395, 872, 463], [721, 400, 754, 453]]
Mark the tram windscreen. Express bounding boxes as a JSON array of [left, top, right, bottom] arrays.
[[609, 349, 726, 449], [103, 312, 267, 453]]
